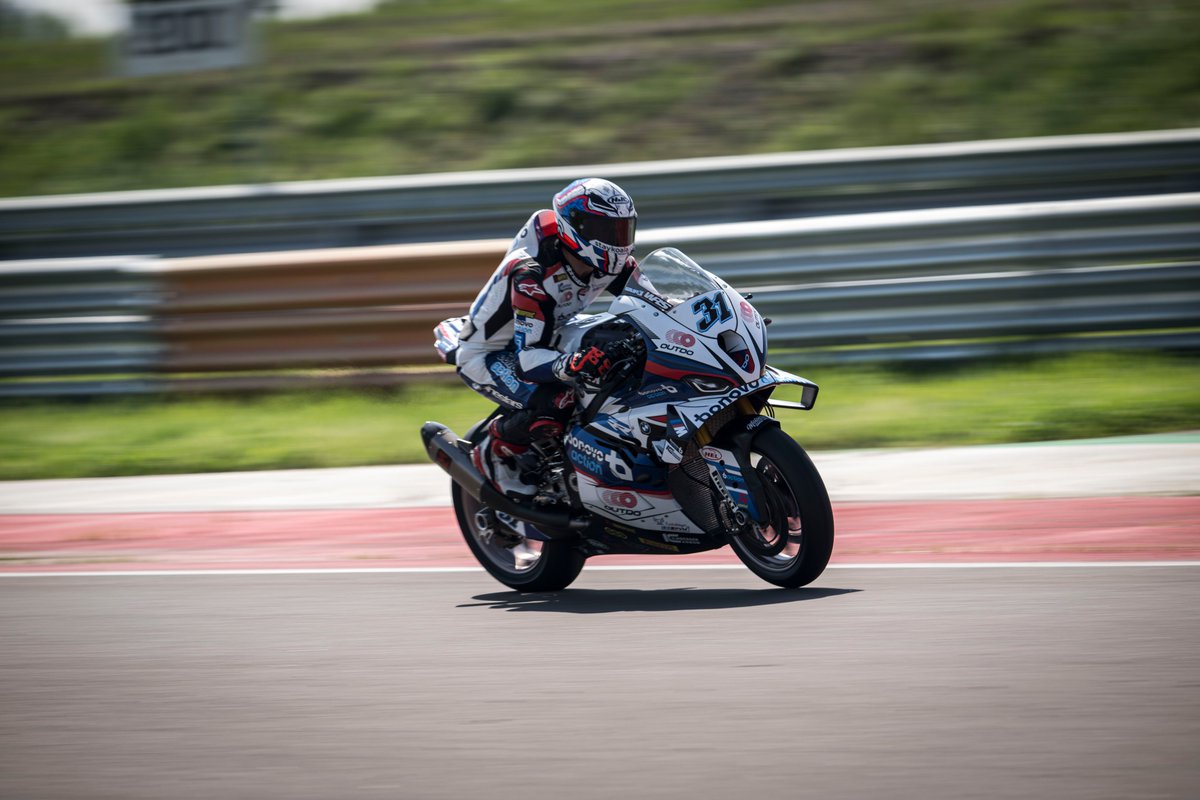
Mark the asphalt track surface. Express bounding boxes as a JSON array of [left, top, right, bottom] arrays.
[[2, 435, 1198, 798], [3, 567, 1199, 800]]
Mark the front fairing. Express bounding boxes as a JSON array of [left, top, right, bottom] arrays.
[[608, 248, 769, 394], [588, 248, 815, 449]]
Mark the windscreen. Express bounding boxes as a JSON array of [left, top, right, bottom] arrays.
[[628, 247, 722, 307]]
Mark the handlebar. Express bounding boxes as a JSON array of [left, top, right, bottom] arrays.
[[579, 333, 645, 425]]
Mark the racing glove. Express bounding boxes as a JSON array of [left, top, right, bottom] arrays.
[[553, 345, 613, 385]]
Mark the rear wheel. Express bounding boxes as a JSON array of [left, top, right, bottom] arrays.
[[452, 482, 585, 592], [730, 426, 834, 588]]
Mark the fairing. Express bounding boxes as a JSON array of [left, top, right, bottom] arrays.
[[550, 248, 819, 550]]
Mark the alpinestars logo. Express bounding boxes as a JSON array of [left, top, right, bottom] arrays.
[[516, 279, 547, 298]]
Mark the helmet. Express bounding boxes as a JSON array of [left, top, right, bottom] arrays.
[[553, 178, 637, 276]]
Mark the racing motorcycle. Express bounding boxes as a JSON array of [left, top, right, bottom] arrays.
[[422, 247, 833, 592]]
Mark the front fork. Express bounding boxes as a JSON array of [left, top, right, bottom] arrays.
[[700, 401, 782, 531]]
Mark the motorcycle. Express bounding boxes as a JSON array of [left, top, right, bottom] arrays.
[[422, 247, 833, 592]]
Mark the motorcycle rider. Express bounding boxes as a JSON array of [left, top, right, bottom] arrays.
[[453, 177, 642, 498]]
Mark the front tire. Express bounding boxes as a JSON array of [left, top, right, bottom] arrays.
[[452, 482, 585, 592], [730, 426, 834, 588]]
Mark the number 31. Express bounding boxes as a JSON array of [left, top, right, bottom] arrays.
[[691, 294, 732, 332]]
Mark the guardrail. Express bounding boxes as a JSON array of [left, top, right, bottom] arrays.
[[2, 192, 1197, 397], [2, 128, 1198, 259]]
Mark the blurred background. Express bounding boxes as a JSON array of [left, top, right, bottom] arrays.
[[2, 0, 1198, 193], [0, 0, 1198, 478]]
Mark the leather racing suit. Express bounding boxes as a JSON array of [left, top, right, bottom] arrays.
[[456, 209, 639, 491]]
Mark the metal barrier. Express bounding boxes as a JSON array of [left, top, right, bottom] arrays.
[[0, 258, 161, 385], [2, 129, 1198, 259], [1, 192, 1197, 397]]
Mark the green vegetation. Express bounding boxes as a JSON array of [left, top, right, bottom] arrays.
[[2, 3, 1197, 479], [1, 352, 1197, 480], [2, 0, 1198, 196]]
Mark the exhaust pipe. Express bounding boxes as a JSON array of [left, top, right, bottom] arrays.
[[421, 422, 582, 539], [421, 421, 486, 499]]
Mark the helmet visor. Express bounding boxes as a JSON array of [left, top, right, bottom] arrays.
[[570, 211, 637, 248]]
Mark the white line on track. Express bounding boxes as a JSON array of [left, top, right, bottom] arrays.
[[1, 562, 1199, 578]]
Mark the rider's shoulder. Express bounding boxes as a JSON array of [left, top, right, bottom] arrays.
[[511, 209, 558, 248], [505, 209, 563, 269]]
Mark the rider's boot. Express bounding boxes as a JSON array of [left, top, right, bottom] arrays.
[[471, 418, 540, 499], [527, 417, 566, 456]]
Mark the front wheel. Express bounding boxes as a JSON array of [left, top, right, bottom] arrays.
[[730, 426, 834, 588], [452, 482, 585, 592]]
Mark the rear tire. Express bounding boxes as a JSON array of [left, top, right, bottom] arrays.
[[729, 426, 834, 588], [452, 482, 585, 592]]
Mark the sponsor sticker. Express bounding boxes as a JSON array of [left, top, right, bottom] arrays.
[[666, 330, 696, 347], [600, 489, 638, 509], [516, 279, 547, 298], [488, 358, 522, 393], [654, 439, 685, 464], [691, 374, 777, 425], [552, 390, 574, 410]]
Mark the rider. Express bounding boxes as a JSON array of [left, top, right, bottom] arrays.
[[454, 177, 641, 498]]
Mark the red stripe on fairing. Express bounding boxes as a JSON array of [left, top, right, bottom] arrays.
[[644, 360, 735, 384], [2, 497, 1198, 572], [644, 361, 694, 381], [580, 476, 675, 498]]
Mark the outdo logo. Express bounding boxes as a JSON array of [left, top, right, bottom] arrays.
[[666, 330, 696, 347], [600, 490, 638, 509]]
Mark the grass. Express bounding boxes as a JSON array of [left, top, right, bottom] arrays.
[[1, 352, 1197, 481], [1, 0, 1198, 197]]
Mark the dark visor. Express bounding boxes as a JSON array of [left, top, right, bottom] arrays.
[[570, 210, 636, 248]]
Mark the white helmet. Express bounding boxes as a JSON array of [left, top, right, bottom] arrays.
[[553, 178, 637, 276]]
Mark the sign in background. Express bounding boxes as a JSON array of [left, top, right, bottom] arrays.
[[121, 0, 256, 77]]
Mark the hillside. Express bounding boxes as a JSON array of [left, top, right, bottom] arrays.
[[1, 0, 1197, 197]]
